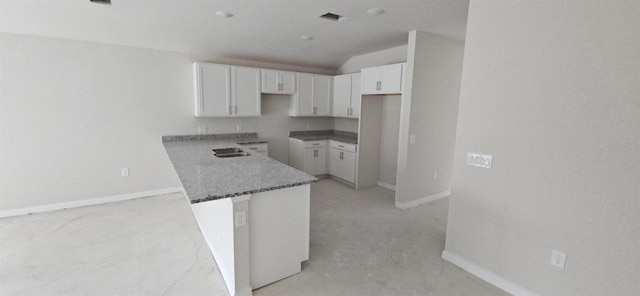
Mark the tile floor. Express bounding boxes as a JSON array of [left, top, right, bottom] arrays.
[[0, 179, 508, 296]]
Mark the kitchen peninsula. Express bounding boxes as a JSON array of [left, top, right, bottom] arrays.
[[162, 133, 316, 296]]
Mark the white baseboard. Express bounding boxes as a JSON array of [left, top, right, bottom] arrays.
[[376, 181, 396, 191], [442, 250, 539, 296], [0, 187, 184, 218], [395, 189, 450, 209]]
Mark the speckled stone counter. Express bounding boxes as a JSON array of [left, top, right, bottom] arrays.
[[162, 133, 317, 204], [289, 130, 358, 144]]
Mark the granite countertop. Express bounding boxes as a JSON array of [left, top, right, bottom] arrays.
[[162, 133, 317, 204], [289, 130, 358, 144]]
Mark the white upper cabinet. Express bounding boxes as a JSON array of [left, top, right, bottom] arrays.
[[261, 70, 296, 94], [194, 63, 231, 117], [360, 63, 404, 95], [332, 73, 361, 118], [193, 63, 261, 117], [230, 66, 261, 117], [290, 73, 332, 117]]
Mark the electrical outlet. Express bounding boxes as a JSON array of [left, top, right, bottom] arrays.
[[551, 250, 567, 269], [433, 171, 438, 179], [236, 125, 242, 132], [409, 135, 416, 144], [198, 126, 207, 134], [306, 123, 311, 130], [121, 168, 129, 177]]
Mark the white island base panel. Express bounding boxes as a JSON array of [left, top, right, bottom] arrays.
[[189, 184, 311, 296]]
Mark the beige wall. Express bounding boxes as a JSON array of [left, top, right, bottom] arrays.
[[0, 33, 333, 211], [377, 96, 401, 187], [395, 31, 465, 206], [445, 1, 640, 295]]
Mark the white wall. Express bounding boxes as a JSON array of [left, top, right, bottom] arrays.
[[377, 95, 401, 187], [338, 45, 408, 74], [0, 33, 333, 211], [445, 1, 640, 295], [395, 31, 465, 207], [333, 118, 359, 133]]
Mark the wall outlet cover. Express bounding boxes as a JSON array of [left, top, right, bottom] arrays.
[[551, 250, 567, 269]]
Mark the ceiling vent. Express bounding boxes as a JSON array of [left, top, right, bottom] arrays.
[[90, 0, 111, 5], [319, 12, 345, 21]]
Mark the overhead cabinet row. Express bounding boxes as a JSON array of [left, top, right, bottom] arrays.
[[193, 62, 404, 118]]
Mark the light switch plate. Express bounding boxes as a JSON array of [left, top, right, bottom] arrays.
[[551, 250, 567, 269], [409, 135, 416, 144], [467, 153, 493, 168]]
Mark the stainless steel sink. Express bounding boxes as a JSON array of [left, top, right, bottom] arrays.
[[213, 148, 250, 158]]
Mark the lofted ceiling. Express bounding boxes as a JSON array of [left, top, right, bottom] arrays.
[[0, 0, 469, 70]]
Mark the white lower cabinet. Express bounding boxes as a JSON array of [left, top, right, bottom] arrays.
[[289, 138, 357, 183], [239, 143, 268, 156], [303, 147, 327, 175], [329, 140, 357, 183], [288, 139, 327, 175]]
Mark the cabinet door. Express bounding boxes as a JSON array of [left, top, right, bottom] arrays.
[[314, 147, 327, 175], [303, 148, 326, 175], [279, 71, 296, 94], [350, 73, 361, 118], [360, 67, 380, 95], [295, 74, 314, 116], [341, 151, 356, 183], [379, 64, 403, 94], [332, 74, 351, 117], [313, 75, 331, 116], [195, 63, 231, 117], [261, 70, 279, 93], [231, 67, 261, 116], [329, 148, 342, 177]]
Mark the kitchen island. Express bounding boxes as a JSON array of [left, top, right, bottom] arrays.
[[162, 133, 316, 296]]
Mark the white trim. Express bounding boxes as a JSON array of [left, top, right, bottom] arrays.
[[376, 181, 396, 191], [231, 195, 251, 203], [0, 187, 184, 218], [442, 250, 539, 296], [395, 189, 450, 209]]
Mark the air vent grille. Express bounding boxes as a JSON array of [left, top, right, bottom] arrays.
[[320, 12, 345, 21], [90, 0, 111, 5]]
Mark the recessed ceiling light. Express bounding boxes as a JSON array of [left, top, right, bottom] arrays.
[[215, 11, 234, 18], [366, 8, 385, 16], [300, 35, 314, 41]]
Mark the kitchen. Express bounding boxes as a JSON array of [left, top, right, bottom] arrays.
[[2, 1, 638, 296]]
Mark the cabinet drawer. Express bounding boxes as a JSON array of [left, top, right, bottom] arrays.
[[303, 140, 327, 148], [240, 143, 268, 155], [330, 140, 357, 152]]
